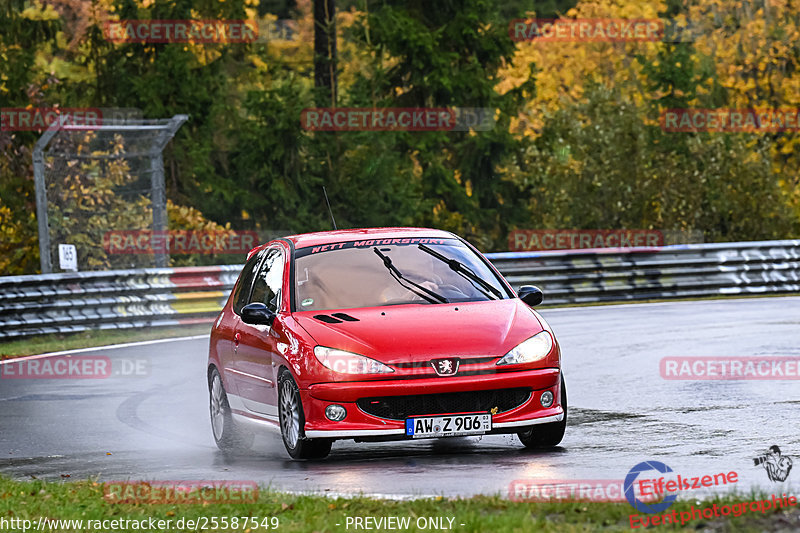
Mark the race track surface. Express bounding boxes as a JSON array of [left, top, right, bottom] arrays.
[[1, 297, 799, 499]]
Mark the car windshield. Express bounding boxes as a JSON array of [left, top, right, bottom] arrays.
[[293, 238, 508, 311]]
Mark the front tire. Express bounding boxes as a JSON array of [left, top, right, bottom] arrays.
[[209, 368, 254, 453], [278, 371, 331, 460], [518, 376, 567, 448]]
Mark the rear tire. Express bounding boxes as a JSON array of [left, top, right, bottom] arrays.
[[209, 368, 254, 453], [278, 371, 332, 460], [518, 376, 567, 448]]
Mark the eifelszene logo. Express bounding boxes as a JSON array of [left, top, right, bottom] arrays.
[[624, 461, 678, 514], [624, 461, 739, 516]]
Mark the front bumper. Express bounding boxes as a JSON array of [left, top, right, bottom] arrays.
[[300, 368, 563, 439]]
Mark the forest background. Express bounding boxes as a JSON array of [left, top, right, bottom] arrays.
[[1, 0, 799, 274]]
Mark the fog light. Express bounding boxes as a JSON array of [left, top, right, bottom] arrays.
[[325, 404, 347, 421], [540, 391, 554, 408]]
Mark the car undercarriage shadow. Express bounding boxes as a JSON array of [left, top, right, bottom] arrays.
[[211, 434, 570, 470]]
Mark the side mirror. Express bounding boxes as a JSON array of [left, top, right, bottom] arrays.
[[518, 285, 544, 307], [241, 302, 276, 326]]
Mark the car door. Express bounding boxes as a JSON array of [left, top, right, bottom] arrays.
[[233, 246, 285, 417], [219, 248, 266, 401]]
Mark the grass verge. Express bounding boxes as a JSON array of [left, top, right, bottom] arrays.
[[0, 477, 797, 532], [0, 325, 211, 360]]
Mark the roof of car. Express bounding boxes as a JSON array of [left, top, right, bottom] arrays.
[[277, 227, 457, 249]]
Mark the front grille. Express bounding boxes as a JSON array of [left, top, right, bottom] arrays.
[[392, 356, 498, 369], [357, 388, 531, 420]]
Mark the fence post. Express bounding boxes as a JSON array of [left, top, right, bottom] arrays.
[[150, 115, 188, 268], [33, 115, 70, 274]]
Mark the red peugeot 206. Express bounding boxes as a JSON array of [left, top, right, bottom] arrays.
[[207, 228, 566, 459]]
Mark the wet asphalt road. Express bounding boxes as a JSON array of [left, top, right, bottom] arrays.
[[1, 296, 799, 499]]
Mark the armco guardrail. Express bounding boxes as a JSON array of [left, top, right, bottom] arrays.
[[491, 239, 800, 305], [1, 240, 799, 340], [0, 266, 241, 340]]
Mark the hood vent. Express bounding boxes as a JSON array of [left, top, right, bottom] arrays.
[[313, 313, 360, 324], [332, 313, 359, 322], [314, 314, 342, 324]]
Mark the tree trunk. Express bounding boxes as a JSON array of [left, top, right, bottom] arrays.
[[313, 0, 337, 107]]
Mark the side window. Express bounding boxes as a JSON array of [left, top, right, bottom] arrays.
[[232, 250, 265, 315], [249, 248, 285, 313]]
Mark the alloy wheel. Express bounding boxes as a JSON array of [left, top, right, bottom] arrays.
[[280, 380, 300, 448], [210, 374, 226, 441]]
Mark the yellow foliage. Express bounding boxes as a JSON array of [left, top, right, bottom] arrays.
[[500, 0, 667, 135], [167, 200, 231, 232], [21, 1, 60, 21], [689, 0, 800, 108]]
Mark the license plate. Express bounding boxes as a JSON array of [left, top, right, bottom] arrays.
[[405, 413, 492, 438]]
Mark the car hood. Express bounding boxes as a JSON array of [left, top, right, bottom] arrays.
[[293, 299, 544, 364]]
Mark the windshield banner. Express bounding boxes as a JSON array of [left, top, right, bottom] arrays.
[[295, 237, 453, 258]]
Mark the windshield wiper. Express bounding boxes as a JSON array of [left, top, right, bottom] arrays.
[[373, 248, 448, 304], [417, 244, 503, 300]]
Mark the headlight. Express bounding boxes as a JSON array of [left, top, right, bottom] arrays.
[[313, 346, 394, 374], [496, 331, 553, 366]]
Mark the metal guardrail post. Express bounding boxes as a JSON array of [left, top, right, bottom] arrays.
[[150, 154, 167, 268], [33, 115, 72, 274], [150, 115, 188, 268]]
